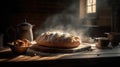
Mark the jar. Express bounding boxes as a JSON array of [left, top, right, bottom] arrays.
[[16, 20, 34, 42], [106, 32, 120, 47]]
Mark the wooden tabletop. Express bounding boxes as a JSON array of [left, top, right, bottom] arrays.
[[1, 44, 120, 62]]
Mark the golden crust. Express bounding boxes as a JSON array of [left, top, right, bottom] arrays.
[[36, 32, 81, 48], [14, 39, 30, 47]]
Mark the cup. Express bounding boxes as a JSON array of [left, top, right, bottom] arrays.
[[95, 37, 110, 48]]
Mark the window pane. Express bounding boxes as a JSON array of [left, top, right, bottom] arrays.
[[87, 0, 96, 5], [92, 5, 96, 13], [92, 0, 96, 4], [87, 7, 92, 13], [87, 0, 92, 6]]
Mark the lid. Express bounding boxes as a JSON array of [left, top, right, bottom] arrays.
[[17, 19, 33, 27]]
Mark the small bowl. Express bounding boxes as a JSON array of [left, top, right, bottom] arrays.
[[9, 45, 28, 55]]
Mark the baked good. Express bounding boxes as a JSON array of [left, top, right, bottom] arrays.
[[8, 39, 30, 54], [11, 39, 30, 47], [36, 31, 81, 48]]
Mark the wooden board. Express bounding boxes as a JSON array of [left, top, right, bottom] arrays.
[[29, 44, 91, 53]]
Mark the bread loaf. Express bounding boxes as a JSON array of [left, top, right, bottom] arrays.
[[36, 31, 81, 48]]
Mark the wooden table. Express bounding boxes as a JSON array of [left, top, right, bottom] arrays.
[[0, 44, 120, 66]]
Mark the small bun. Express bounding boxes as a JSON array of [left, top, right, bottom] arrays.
[[14, 39, 30, 47]]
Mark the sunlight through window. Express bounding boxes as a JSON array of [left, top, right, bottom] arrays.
[[87, 0, 96, 13]]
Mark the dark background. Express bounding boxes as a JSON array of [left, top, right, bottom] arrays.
[[0, 0, 75, 33], [0, 0, 120, 46], [1, 0, 120, 33]]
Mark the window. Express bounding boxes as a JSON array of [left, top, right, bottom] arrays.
[[86, 0, 96, 13]]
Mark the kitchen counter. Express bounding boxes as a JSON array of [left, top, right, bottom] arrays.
[[0, 44, 120, 66]]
